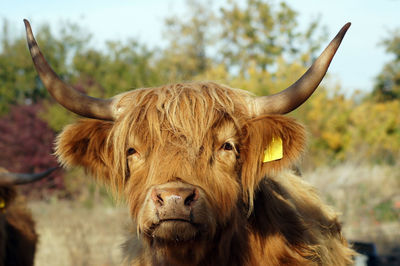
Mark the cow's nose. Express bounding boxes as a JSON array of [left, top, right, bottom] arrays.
[[151, 186, 199, 220], [151, 187, 199, 207]]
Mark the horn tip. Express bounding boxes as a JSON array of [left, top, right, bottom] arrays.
[[23, 19, 36, 46], [23, 19, 32, 34], [23, 19, 30, 28], [333, 22, 351, 42], [340, 22, 351, 34]]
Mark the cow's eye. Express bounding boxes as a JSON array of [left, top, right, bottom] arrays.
[[127, 147, 137, 156], [221, 142, 234, 151]]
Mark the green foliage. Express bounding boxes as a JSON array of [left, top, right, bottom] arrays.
[[0, 20, 91, 115], [372, 28, 400, 101], [294, 86, 400, 166], [349, 100, 400, 162], [40, 102, 78, 132], [219, 0, 326, 72], [0, 18, 164, 130], [161, 0, 215, 81], [161, 0, 325, 81], [73, 40, 162, 97], [299, 87, 355, 165], [373, 201, 398, 222], [220, 0, 295, 71], [0, 21, 39, 114]]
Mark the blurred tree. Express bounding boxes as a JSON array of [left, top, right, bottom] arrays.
[[42, 39, 163, 132], [73, 40, 161, 97], [302, 87, 354, 165], [161, 0, 326, 94], [372, 28, 400, 101], [0, 20, 39, 114], [0, 103, 63, 196], [0, 19, 91, 115], [218, 0, 326, 73], [161, 0, 215, 81], [349, 100, 400, 164]]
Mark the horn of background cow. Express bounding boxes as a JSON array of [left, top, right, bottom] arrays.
[[24, 19, 115, 121], [0, 167, 58, 186], [254, 22, 351, 115]]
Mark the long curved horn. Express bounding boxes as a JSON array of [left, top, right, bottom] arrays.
[[24, 19, 115, 120], [254, 23, 351, 115], [0, 167, 58, 186]]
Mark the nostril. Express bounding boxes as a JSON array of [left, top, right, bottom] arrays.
[[151, 189, 164, 206], [184, 188, 199, 206], [157, 194, 164, 205]]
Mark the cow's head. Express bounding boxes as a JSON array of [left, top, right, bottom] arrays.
[[24, 20, 349, 261]]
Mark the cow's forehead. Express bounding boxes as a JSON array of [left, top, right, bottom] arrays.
[[113, 82, 253, 147], [113, 82, 253, 119]]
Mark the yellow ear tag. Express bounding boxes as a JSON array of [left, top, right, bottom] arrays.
[[263, 137, 283, 163], [0, 198, 5, 209]]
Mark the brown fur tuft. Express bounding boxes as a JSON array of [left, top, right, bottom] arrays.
[[55, 120, 116, 189]]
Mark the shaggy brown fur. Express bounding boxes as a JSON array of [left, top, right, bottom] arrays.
[[0, 167, 38, 266], [56, 82, 354, 265]]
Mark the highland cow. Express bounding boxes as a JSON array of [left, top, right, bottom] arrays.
[[25, 19, 354, 265], [0, 167, 56, 266]]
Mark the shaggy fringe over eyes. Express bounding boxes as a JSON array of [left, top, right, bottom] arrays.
[[241, 115, 306, 212], [110, 82, 251, 192]]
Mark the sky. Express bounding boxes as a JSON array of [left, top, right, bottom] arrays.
[[1, 0, 399, 94]]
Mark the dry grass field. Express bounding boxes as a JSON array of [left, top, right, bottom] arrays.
[[30, 201, 130, 266], [28, 163, 400, 265], [304, 163, 400, 255]]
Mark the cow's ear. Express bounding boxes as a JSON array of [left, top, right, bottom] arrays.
[[240, 115, 306, 205], [56, 119, 114, 183]]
